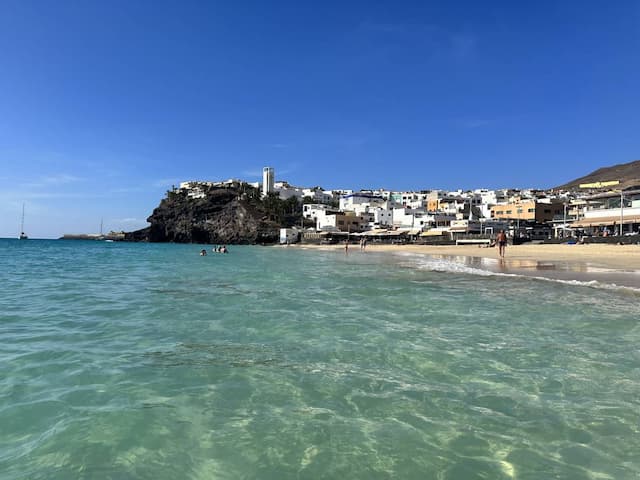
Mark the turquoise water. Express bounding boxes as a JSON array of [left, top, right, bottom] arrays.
[[1, 239, 639, 479]]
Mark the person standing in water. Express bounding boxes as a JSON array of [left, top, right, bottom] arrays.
[[496, 230, 507, 258]]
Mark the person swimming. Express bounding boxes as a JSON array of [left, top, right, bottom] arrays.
[[200, 249, 207, 256]]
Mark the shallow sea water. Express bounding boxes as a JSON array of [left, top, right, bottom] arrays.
[[1, 239, 639, 479]]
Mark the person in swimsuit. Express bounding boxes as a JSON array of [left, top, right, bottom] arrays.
[[496, 230, 507, 258]]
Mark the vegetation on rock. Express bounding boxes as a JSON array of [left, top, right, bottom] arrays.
[[125, 183, 308, 244]]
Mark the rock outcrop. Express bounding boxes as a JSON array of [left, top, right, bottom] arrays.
[[125, 184, 302, 244]]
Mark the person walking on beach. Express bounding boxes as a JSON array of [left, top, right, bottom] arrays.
[[496, 230, 507, 258]]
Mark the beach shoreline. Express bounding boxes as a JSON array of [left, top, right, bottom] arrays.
[[292, 242, 640, 290]]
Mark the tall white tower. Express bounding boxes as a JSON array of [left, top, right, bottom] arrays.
[[262, 167, 274, 196]]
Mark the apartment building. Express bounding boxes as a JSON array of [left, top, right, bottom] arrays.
[[571, 187, 640, 234], [317, 212, 368, 232], [490, 199, 565, 222]]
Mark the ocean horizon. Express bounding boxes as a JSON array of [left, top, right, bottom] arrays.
[[1, 239, 639, 479]]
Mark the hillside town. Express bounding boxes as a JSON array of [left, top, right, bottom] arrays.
[[176, 165, 640, 245]]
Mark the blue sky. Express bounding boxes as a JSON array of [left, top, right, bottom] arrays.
[[1, 1, 639, 238]]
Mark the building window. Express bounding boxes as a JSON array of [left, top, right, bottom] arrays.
[[527, 208, 535, 213], [506, 210, 512, 214], [517, 209, 523, 214], [544, 209, 551, 214]]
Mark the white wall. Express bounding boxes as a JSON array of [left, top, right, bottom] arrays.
[[303, 204, 331, 220], [280, 228, 299, 244], [340, 194, 385, 211], [373, 208, 393, 227], [584, 206, 640, 219]]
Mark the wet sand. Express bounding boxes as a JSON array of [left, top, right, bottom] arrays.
[[295, 242, 640, 290]]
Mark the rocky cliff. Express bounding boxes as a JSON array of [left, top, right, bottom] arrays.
[[125, 184, 303, 244]]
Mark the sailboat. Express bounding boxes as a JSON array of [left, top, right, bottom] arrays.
[[19, 203, 28, 240], [99, 218, 115, 241]]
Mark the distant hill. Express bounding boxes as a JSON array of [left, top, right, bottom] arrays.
[[555, 159, 640, 190]]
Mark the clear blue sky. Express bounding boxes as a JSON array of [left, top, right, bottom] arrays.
[[1, 1, 639, 238]]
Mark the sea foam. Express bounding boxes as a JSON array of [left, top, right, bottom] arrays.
[[392, 251, 640, 294]]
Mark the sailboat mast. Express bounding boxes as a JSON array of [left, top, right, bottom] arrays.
[[19, 203, 28, 239]]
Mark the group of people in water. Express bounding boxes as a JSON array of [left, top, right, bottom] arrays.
[[344, 236, 368, 253], [199, 231, 506, 257], [200, 245, 229, 256]]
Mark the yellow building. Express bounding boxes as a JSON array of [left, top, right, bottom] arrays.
[[490, 200, 564, 222]]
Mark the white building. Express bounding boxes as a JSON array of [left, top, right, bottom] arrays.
[[318, 212, 367, 232], [399, 191, 429, 209], [178, 181, 214, 199], [331, 189, 354, 196], [473, 189, 514, 220], [303, 204, 335, 222], [392, 207, 426, 229], [273, 182, 304, 200], [571, 188, 640, 234], [393, 207, 456, 231], [375, 189, 395, 201], [301, 188, 334, 204], [280, 228, 300, 244], [371, 207, 394, 227], [262, 167, 275, 197], [339, 192, 386, 211]]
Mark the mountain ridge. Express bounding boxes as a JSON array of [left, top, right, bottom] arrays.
[[555, 159, 640, 190]]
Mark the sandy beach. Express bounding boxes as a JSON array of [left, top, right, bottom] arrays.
[[296, 242, 640, 289]]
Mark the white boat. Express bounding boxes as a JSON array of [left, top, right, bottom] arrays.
[[19, 203, 28, 240]]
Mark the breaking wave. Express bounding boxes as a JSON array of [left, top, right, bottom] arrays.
[[392, 252, 640, 294]]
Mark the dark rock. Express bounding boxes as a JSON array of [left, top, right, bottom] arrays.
[[125, 184, 302, 244]]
